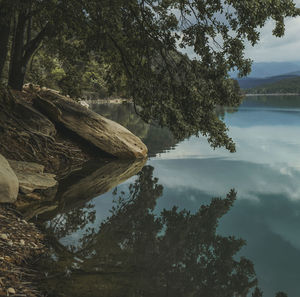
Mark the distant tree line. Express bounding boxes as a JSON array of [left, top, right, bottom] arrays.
[[248, 76, 300, 94]]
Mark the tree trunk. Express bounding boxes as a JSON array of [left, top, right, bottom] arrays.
[[8, 7, 51, 91], [0, 4, 13, 81], [8, 10, 27, 90]]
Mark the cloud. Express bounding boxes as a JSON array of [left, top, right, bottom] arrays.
[[180, 0, 300, 62], [245, 1, 300, 62]]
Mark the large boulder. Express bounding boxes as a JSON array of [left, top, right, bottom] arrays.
[[14, 100, 56, 137], [33, 89, 148, 159], [0, 154, 19, 203]]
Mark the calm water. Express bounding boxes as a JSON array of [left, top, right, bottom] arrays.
[[36, 95, 300, 297]]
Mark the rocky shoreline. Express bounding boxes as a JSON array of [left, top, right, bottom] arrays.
[[0, 205, 45, 297], [0, 84, 148, 296]]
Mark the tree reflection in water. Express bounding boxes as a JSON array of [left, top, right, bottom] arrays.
[[40, 166, 287, 297]]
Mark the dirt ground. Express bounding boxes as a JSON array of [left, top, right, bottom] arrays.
[[0, 205, 45, 297]]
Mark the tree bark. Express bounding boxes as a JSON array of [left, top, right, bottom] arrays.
[[8, 10, 27, 90], [8, 7, 51, 91], [8, 15, 51, 91], [0, 4, 13, 81]]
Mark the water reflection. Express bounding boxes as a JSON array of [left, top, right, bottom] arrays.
[[35, 96, 300, 296], [90, 103, 178, 156], [21, 158, 145, 220], [39, 166, 263, 297]]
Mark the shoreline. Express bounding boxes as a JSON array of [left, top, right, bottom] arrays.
[[245, 93, 300, 96], [0, 205, 46, 296], [85, 98, 132, 104], [0, 85, 148, 296]]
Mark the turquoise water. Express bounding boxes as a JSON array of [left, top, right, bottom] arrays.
[[38, 95, 300, 297]]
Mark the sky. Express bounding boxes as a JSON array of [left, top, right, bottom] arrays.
[[180, 0, 300, 63], [244, 0, 300, 62]]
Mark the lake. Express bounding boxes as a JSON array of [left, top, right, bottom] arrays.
[[36, 95, 300, 297]]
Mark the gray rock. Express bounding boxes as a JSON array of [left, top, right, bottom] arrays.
[[14, 99, 56, 137], [7, 288, 16, 294], [0, 154, 19, 203], [79, 100, 89, 108], [33, 90, 148, 159], [8, 159, 44, 174], [0, 234, 8, 240], [8, 160, 57, 194]]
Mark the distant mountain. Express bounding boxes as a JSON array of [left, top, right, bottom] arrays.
[[230, 61, 300, 78], [237, 74, 300, 89], [283, 70, 300, 76], [246, 76, 300, 94]]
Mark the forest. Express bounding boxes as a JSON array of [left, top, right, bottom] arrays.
[[248, 76, 300, 94]]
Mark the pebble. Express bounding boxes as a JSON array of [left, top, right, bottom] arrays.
[[0, 234, 8, 240], [0, 208, 45, 296], [7, 287, 16, 294]]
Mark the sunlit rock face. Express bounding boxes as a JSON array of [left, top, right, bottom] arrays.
[[32, 88, 148, 159], [0, 154, 19, 203]]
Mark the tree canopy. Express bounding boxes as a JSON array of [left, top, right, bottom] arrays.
[[0, 0, 299, 151]]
